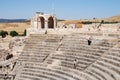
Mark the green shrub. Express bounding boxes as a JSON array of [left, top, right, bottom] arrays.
[[0, 30, 8, 38], [10, 31, 18, 37], [82, 21, 92, 24]]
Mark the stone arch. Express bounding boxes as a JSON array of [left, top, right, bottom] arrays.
[[48, 17, 54, 28], [39, 17, 45, 29]]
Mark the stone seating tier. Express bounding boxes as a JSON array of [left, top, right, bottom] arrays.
[[14, 33, 120, 80]]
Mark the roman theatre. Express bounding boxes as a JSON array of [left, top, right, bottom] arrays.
[[0, 12, 120, 80]]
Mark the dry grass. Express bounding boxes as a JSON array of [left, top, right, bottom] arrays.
[[59, 20, 82, 23], [0, 22, 30, 34], [58, 20, 83, 28]]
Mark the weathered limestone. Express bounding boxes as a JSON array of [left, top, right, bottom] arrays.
[[57, 22, 76, 29], [13, 33, 120, 80], [27, 12, 57, 36]]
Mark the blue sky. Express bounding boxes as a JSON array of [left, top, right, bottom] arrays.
[[0, 0, 120, 19]]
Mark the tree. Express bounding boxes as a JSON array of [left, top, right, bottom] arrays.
[[23, 29, 26, 36], [10, 31, 18, 37], [101, 20, 104, 24], [0, 30, 8, 38]]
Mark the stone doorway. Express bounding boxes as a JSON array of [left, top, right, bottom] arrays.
[[48, 17, 54, 28], [39, 17, 45, 29]]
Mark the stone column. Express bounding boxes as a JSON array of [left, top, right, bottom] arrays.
[[33, 20, 38, 29], [54, 17, 57, 29], [37, 20, 41, 30], [45, 19, 48, 29]]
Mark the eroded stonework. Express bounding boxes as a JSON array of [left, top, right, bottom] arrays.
[[27, 12, 57, 36]]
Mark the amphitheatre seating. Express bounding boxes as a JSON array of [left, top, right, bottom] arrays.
[[17, 34, 63, 64], [14, 33, 120, 80], [45, 34, 116, 70], [15, 63, 107, 80], [85, 45, 120, 80]]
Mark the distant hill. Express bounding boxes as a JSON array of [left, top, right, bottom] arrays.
[[59, 15, 120, 23], [104, 15, 120, 22], [89, 15, 120, 22], [0, 19, 28, 23]]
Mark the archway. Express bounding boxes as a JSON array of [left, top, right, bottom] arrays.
[[48, 17, 54, 28], [39, 17, 45, 29]]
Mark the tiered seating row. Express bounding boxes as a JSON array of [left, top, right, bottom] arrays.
[[85, 47, 120, 80], [14, 33, 120, 80], [18, 34, 63, 64], [15, 63, 102, 80], [47, 34, 113, 71]]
